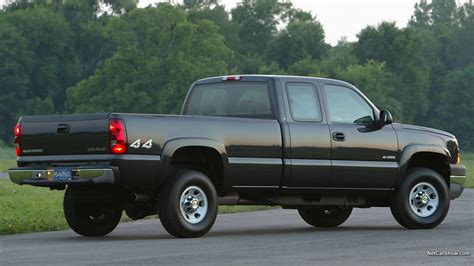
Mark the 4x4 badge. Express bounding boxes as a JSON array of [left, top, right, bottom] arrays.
[[130, 139, 153, 149]]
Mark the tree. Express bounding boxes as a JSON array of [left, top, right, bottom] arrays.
[[186, 4, 241, 57], [269, 17, 328, 69], [286, 57, 323, 77], [317, 40, 358, 78], [441, 1, 474, 70], [335, 61, 402, 119], [182, 0, 218, 9], [410, 0, 432, 27], [431, 0, 457, 26], [410, 0, 458, 29], [354, 22, 430, 123], [432, 65, 474, 150], [231, 0, 291, 55], [0, 0, 473, 150], [407, 0, 474, 141], [5, 0, 137, 16], [258, 62, 286, 75], [2, 6, 78, 112], [66, 5, 231, 114], [0, 22, 32, 142]]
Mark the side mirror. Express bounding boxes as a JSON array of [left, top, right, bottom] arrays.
[[378, 109, 393, 126]]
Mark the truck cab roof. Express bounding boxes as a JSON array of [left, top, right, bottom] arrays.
[[194, 75, 353, 87]]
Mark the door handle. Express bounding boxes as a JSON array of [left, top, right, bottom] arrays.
[[332, 132, 345, 141], [57, 123, 70, 134]]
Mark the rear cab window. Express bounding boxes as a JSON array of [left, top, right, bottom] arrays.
[[286, 82, 322, 122], [184, 82, 274, 119]]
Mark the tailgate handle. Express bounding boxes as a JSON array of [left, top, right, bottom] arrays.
[[57, 124, 70, 134]]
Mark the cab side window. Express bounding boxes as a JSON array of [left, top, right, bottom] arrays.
[[324, 85, 374, 124], [286, 83, 322, 122]]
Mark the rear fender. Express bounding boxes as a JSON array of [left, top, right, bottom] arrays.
[[158, 138, 228, 184]]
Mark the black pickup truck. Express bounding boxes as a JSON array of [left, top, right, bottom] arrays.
[[9, 75, 466, 238]]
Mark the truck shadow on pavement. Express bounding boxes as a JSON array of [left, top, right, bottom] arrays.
[[54, 225, 405, 242]]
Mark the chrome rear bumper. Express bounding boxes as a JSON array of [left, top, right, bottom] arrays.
[[8, 167, 115, 187]]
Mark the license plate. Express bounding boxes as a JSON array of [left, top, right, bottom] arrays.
[[54, 168, 72, 181]]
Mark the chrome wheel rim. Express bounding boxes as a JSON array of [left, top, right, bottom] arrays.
[[179, 186, 207, 224], [409, 182, 439, 217]]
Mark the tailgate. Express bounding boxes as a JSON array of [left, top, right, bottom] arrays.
[[19, 113, 111, 156]]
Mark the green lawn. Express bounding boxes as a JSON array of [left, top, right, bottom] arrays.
[[0, 180, 66, 235], [462, 152, 473, 188], [0, 160, 16, 172], [0, 180, 271, 235], [0, 146, 16, 172], [0, 146, 271, 235], [0, 146, 15, 159], [0, 151, 471, 235]]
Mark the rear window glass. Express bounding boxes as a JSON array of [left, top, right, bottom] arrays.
[[184, 82, 273, 118], [286, 83, 322, 121]]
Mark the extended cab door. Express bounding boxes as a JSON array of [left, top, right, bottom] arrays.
[[321, 81, 398, 189], [283, 81, 332, 188]]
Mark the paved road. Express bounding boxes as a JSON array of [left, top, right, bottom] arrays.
[[1, 190, 472, 266], [0, 172, 7, 180]]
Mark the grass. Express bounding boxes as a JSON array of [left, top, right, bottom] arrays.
[[0, 146, 271, 235], [0, 146, 15, 159], [219, 205, 273, 214], [0, 160, 16, 172], [0, 150, 471, 235], [0, 146, 16, 172], [0, 180, 271, 235], [462, 153, 473, 188], [0, 180, 66, 235]]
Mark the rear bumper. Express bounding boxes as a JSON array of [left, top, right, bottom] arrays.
[[449, 164, 466, 200], [11, 154, 161, 190], [8, 167, 117, 187]]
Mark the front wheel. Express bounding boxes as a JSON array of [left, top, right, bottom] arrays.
[[298, 206, 352, 227], [64, 187, 122, 237], [390, 167, 449, 229], [158, 170, 218, 238]]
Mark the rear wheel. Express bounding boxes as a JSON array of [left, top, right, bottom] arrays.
[[158, 170, 218, 238], [298, 206, 352, 227], [390, 167, 449, 229], [63, 187, 122, 237]]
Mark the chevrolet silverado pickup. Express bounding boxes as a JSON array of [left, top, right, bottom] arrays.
[[9, 75, 466, 238]]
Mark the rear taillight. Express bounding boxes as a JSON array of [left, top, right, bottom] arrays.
[[14, 123, 21, 156], [109, 119, 127, 154]]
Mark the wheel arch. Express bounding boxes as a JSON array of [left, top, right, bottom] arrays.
[[159, 138, 229, 191], [397, 144, 451, 188]]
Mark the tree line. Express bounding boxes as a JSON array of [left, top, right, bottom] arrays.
[[0, 0, 473, 150]]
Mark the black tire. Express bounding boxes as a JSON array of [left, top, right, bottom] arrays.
[[158, 170, 218, 238], [298, 206, 352, 227], [63, 187, 122, 237], [390, 167, 449, 229]]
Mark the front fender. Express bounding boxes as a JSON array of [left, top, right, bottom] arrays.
[[397, 144, 450, 186], [158, 137, 229, 182]]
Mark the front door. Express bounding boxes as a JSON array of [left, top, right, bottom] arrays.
[[322, 83, 399, 189]]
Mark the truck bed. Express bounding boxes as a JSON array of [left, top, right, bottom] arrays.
[[15, 113, 283, 192]]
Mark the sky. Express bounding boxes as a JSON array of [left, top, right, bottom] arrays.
[[0, 0, 468, 45]]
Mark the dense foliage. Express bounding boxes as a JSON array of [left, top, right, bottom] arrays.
[[0, 0, 473, 150]]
